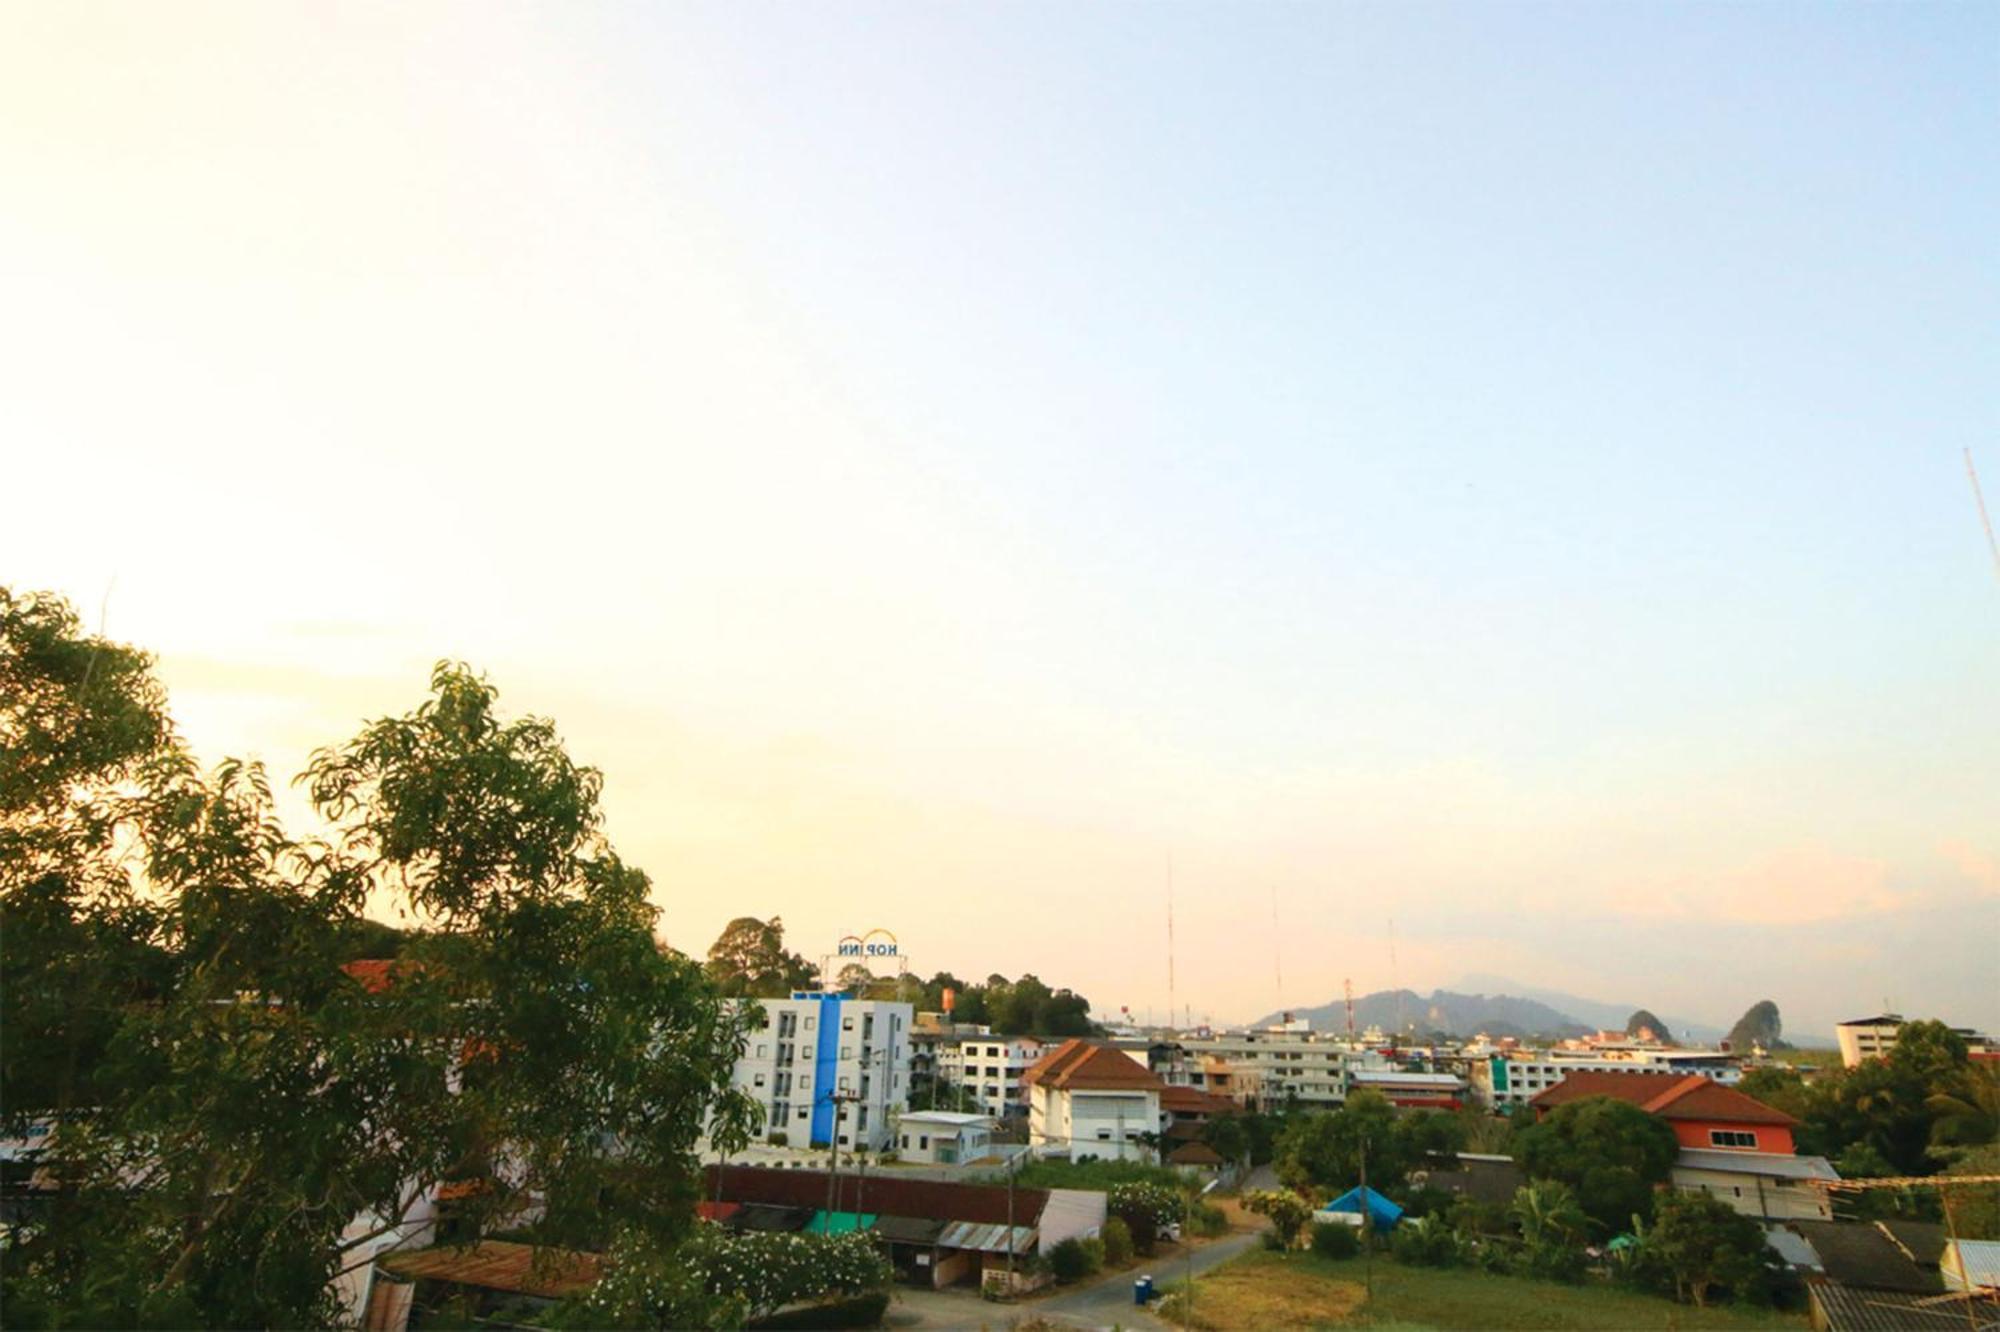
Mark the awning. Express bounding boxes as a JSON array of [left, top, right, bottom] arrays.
[[725, 1203, 812, 1232], [871, 1215, 947, 1245], [806, 1210, 877, 1235], [936, 1221, 1036, 1255]]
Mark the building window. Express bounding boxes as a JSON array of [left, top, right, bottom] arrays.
[[1710, 1130, 1758, 1149], [757, 1044, 768, 1057], [804, 1016, 815, 1029], [754, 1074, 766, 1088], [919, 1135, 929, 1150], [843, 1017, 854, 1031]]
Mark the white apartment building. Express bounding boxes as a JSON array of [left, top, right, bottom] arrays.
[[729, 993, 913, 1152], [1024, 1039, 1165, 1163], [1470, 1047, 1742, 1108], [1167, 1029, 1388, 1110], [936, 1034, 1045, 1121], [1835, 1014, 1998, 1069]]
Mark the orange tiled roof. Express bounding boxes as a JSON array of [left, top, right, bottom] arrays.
[[1529, 1071, 1797, 1126], [1021, 1039, 1163, 1092], [1160, 1085, 1238, 1116]]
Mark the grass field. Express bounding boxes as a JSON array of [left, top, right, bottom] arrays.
[[1157, 1249, 1809, 1331]]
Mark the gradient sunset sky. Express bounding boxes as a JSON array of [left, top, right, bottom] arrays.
[[6, 2, 1996, 1038]]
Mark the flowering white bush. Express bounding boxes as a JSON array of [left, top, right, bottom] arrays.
[[562, 1226, 892, 1329], [1108, 1181, 1182, 1231]]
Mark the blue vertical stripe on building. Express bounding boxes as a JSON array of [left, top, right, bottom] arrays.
[[809, 993, 843, 1146]]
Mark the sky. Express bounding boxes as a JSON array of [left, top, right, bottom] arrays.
[[4, 2, 1996, 1040]]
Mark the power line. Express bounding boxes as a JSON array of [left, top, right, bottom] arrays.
[[1966, 447, 2000, 586]]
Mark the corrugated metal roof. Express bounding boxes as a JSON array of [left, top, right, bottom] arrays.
[[1943, 1240, 2000, 1294], [1676, 1148, 1840, 1180], [872, 1215, 946, 1244], [805, 1210, 876, 1235], [936, 1221, 1036, 1254], [1763, 1226, 1821, 1272], [1809, 1283, 1999, 1332]]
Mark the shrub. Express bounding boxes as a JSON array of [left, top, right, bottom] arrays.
[[1241, 1188, 1314, 1250], [1260, 1229, 1289, 1251], [1513, 1240, 1587, 1284], [1108, 1182, 1184, 1233], [748, 1290, 891, 1329], [1188, 1201, 1229, 1238], [1126, 1208, 1160, 1256], [1080, 1237, 1106, 1271], [1390, 1216, 1463, 1268], [1049, 1238, 1098, 1284], [1101, 1216, 1134, 1267], [1311, 1221, 1360, 1259]]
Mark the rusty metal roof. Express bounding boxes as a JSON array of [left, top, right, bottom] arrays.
[[379, 1241, 601, 1298]]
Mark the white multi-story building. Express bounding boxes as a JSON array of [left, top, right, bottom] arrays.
[[1470, 1046, 1742, 1108], [937, 1034, 1045, 1121], [729, 992, 912, 1152], [1166, 1028, 1389, 1110], [1835, 1014, 1998, 1069], [1024, 1039, 1165, 1162]]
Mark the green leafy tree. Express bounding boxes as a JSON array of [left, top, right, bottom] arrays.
[[1200, 1113, 1249, 1165], [1241, 1188, 1314, 1249], [0, 590, 758, 1328], [1513, 1097, 1678, 1235], [1275, 1091, 1458, 1194], [1649, 1190, 1769, 1307], [704, 917, 816, 998]]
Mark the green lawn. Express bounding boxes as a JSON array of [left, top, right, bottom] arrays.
[[1160, 1249, 1808, 1331]]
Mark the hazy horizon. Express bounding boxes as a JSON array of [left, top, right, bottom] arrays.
[[6, 3, 1996, 1040]]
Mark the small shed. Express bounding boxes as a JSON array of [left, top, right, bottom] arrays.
[[1318, 1185, 1403, 1233], [896, 1112, 995, 1165]]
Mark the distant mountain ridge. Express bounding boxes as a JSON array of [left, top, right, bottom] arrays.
[[1452, 973, 1725, 1045], [1254, 988, 1593, 1039]]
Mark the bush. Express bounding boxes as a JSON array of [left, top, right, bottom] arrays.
[[1101, 1216, 1134, 1267], [1260, 1229, 1289, 1251], [1241, 1188, 1314, 1251], [1126, 1208, 1160, 1256], [1048, 1238, 1099, 1283], [748, 1291, 890, 1329], [1513, 1240, 1587, 1284], [1188, 1201, 1229, 1238], [1081, 1237, 1105, 1271], [1108, 1182, 1184, 1234], [1391, 1217, 1465, 1268], [1311, 1221, 1360, 1259]]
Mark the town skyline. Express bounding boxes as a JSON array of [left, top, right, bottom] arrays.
[[7, 2, 1997, 1041]]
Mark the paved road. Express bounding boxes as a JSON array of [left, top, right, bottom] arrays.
[[1036, 1231, 1262, 1328]]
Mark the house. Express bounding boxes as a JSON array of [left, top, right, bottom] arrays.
[[1158, 1084, 1239, 1141], [1022, 1039, 1166, 1162], [1412, 1152, 1524, 1207], [702, 1164, 1104, 1293], [728, 993, 913, 1151], [1530, 1071, 1837, 1221], [895, 1111, 995, 1165]]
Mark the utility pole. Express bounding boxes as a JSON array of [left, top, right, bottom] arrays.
[[1359, 1134, 1373, 1298], [1005, 1145, 1018, 1288]]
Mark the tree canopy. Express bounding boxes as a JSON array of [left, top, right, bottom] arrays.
[[912, 970, 1096, 1037], [0, 588, 757, 1328], [703, 916, 818, 998], [1274, 1089, 1461, 1195], [1512, 1097, 1679, 1235]]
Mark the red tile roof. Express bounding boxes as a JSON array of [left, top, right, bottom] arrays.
[[1021, 1039, 1164, 1092], [1530, 1072, 1797, 1126], [1160, 1085, 1238, 1116], [1167, 1140, 1224, 1166]]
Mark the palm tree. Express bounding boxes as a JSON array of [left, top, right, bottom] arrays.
[[1926, 1066, 2000, 1148], [1510, 1181, 1589, 1248]]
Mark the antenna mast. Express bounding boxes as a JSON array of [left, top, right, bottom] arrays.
[[1966, 447, 2000, 586], [1271, 886, 1283, 1013], [1345, 977, 1357, 1041], [1166, 856, 1177, 1036]]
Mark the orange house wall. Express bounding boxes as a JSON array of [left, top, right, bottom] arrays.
[[1669, 1118, 1795, 1153]]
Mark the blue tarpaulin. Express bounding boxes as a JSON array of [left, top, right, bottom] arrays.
[[1322, 1186, 1403, 1232]]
